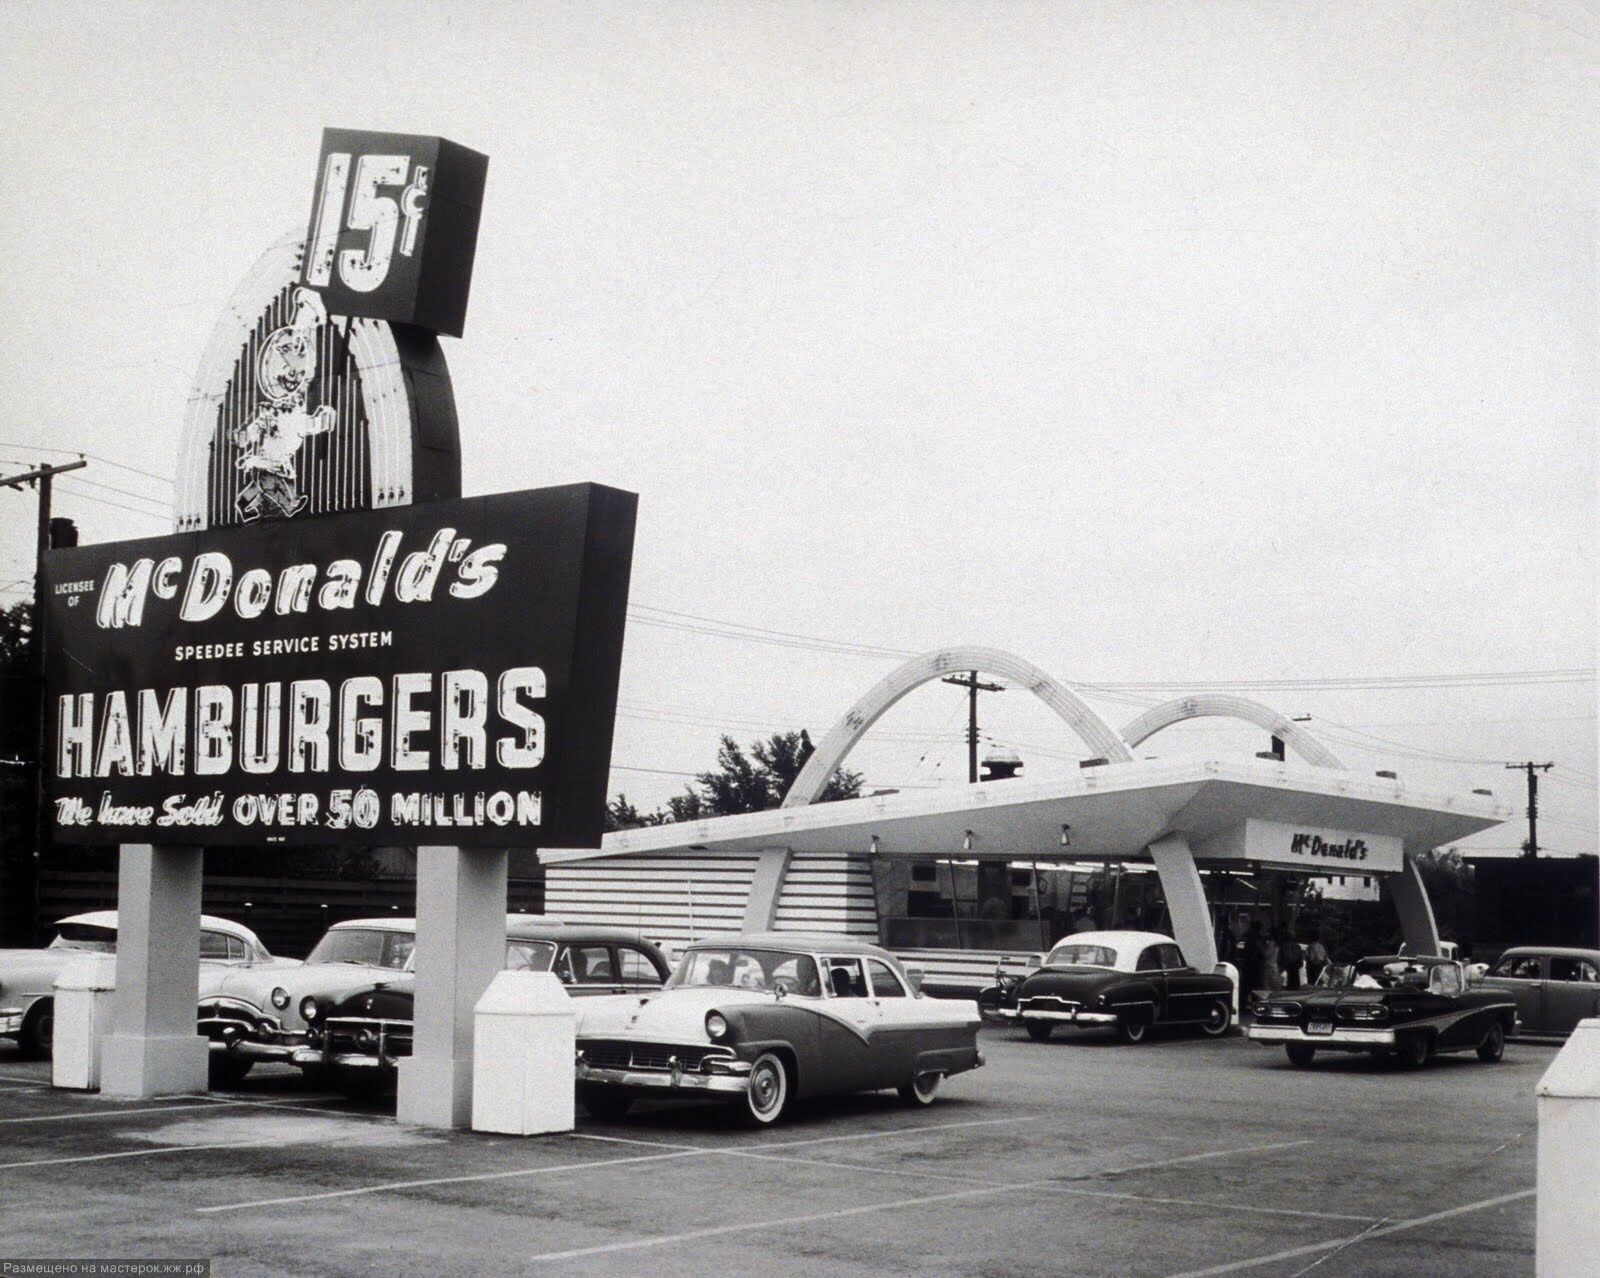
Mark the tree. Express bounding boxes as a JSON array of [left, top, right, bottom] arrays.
[[603, 729, 863, 829], [687, 729, 862, 816]]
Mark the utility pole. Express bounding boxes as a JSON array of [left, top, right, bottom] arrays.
[[1505, 761, 1555, 858], [0, 459, 86, 942], [942, 671, 1005, 783]]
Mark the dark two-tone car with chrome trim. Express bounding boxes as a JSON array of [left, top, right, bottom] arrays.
[[199, 916, 418, 1085], [1013, 931, 1235, 1043], [574, 933, 983, 1125], [295, 920, 670, 1096], [1247, 955, 1517, 1068]]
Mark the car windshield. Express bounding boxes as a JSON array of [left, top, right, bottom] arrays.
[[1318, 959, 1435, 990], [1046, 944, 1119, 969], [305, 928, 415, 969], [48, 923, 117, 953], [668, 947, 822, 996], [506, 940, 558, 972]]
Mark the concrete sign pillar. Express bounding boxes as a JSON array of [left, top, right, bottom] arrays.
[[397, 845, 508, 1129], [99, 845, 209, 1098], [1148, 834, 1218, 972], [1536, 1017, 1600, 1276]]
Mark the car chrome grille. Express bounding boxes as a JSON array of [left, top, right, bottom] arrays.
[[324, 1017, 414, 1059], [198, 1001, 278, 1039], [578, 1039, 734, 1073]]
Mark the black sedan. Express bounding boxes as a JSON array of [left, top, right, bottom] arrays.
[[1012, 931, 1235, 1043], [294, 919, 670, 1096], [1246, 955, 1517, 1068]]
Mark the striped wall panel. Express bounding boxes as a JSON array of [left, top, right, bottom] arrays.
[[544, 852, 759, 949], [771, 853, 878, 938]]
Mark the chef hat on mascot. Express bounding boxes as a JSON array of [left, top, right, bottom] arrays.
[[255, 287, 328, 404]]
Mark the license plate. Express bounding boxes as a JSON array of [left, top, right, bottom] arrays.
[[1307, 1021, 1333, 1036]]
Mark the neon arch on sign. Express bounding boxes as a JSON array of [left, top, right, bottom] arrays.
[[174, 230, 459, 532], [781, 645, 1133, 808], [1118, 694, 1346, 769]]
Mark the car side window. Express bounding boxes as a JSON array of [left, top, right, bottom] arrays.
[[226, 936, 251, 962], [617, 946, 663, 986], [1159, 944, 1185, 970], [199, 930, 231, 960], [1551, 957, 1600, 983], [570, 945, 613, 983], [1136, 946, 1164, 973], [866, 959, 907, 998], [826, 958, 869, 998]]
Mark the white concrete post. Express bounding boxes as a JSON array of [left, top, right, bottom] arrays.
[[1391, 851, 1444, 956], [1536, 1017, 1600, 1276], [99, 844, 209, 1098], [396, 845, 508, 1129], [1148, 834, 1218, 972]]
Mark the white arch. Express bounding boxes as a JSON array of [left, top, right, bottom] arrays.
[[781, 646, 1132, 808], [1119, 694, 1346, 769]]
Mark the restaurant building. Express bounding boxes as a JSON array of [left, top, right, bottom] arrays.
[[544, 647, 1513, 990]]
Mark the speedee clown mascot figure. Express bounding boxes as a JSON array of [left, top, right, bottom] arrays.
[[232, 286, 336, 522]]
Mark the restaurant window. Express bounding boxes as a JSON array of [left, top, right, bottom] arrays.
[[873, 856, 1072, 952]]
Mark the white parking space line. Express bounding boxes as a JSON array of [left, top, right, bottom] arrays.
[[1163, 1189, 1537, 1278], [195, 1147, 707, 1214], [0, 1100, 252, 1125], [0, 1073, 49, 1085], [527, 1179, 1053, 1263], [729, 1148, 1379, 1225], [1037, 1184, 1380, 1225], [1081, 1138, 1312, 1179], [569, 1131, 703, 1152], [1, 1139, 284, 1170], [748, 1114, 1037, 1151]]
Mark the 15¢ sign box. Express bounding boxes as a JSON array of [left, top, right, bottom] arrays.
[[42, 484, 634, 848]]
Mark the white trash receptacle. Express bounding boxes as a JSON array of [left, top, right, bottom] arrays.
[[1537, 1017, 1600, 1277], [52, 954, 118, 1090], [471, 971, 575, 1136]]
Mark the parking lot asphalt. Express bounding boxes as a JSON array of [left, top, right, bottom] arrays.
[[0, 1024, 1548, 1278]]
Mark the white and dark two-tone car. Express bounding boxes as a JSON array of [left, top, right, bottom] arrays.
[[294, 919, 671, 1097], [1, 911, 297, 1060], [1011, 931, 1235, 1043], [198, 916, 417, 1085], [574, 933, 983, 1125]]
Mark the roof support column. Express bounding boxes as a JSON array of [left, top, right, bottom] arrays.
[[100, 844, 209, 1097], [397, 845, 507, 1129], [742, 847, 793, 932], [1148, 834, 1218, 971], [1391, 851, 1443, 956]]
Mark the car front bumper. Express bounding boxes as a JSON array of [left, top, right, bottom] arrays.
[[575, 1057, 753, 1096], [1246, 1024, 1396, 1046]]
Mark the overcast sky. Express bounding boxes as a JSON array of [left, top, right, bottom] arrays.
[[2, 2, 1594, 856]]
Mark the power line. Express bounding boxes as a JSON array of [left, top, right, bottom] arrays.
[[52, 484, 168, 523], [0, 444, 174, 488], [57, 474, 171, 511]]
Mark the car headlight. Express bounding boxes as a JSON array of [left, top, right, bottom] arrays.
[[270, 987, 290, 1010], [705, 1012, 729, 1040], [300, 996, 320, 1022]]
